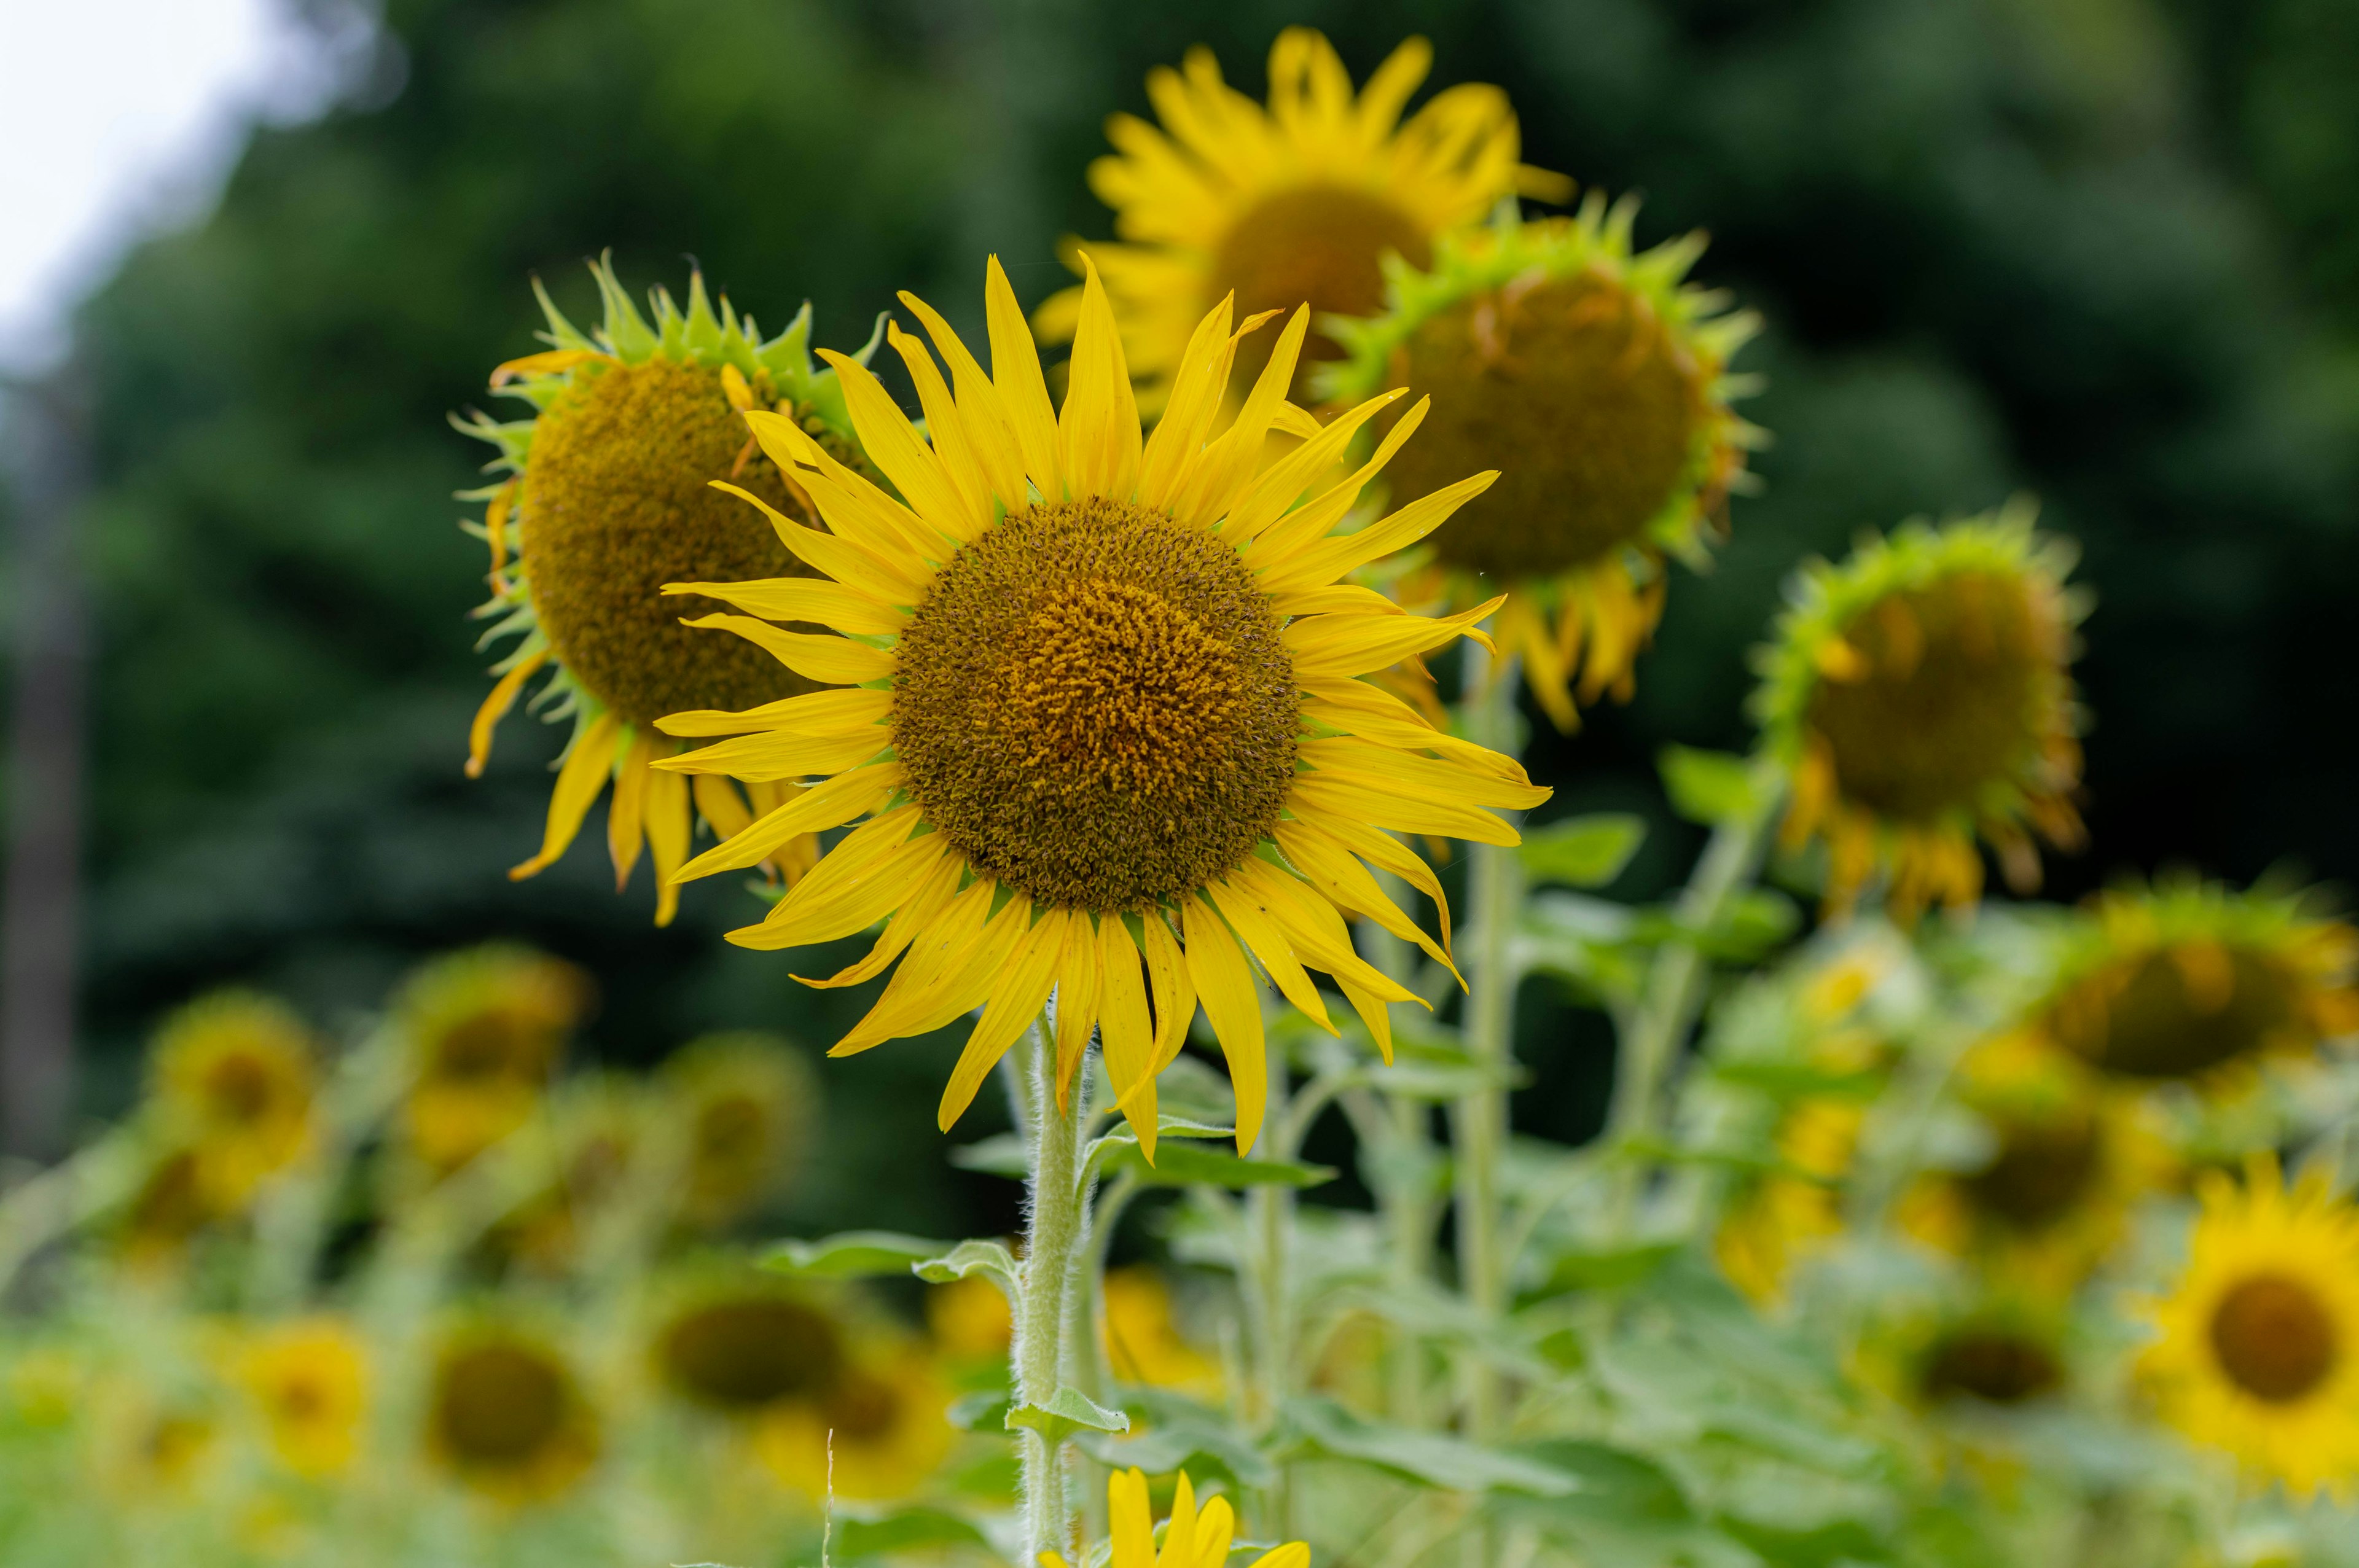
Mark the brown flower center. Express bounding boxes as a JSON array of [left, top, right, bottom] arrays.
[[2051, 943, 2299, 1080], [824, 1371, 901, 1443], [2210, 1273, 2338, 1403], [1211, 184, 1431, 397], [432, 1341, 571, 1465], [203, 1051, 280, 1123], [891, 498, 1297, 911], [519, 357, 818, 727], [1807, 571, 2050, 825], [1379, 273, 1702, 583], [1960, 1112, 2102, 1231], [1920, 1330, 2064, 1405], [659, 1298, 843, 1413]]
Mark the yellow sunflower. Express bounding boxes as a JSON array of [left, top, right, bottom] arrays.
[[394, 945, 592, 1174], [927, 1274, 1013, 1364], [1038, 28, 1567, 407], [455, 260, 877, 922], [2038, 877, 2359, 1091], [485, 1073, 645, 1274], [119, 1146, 224, 1266], [651, 1280, 845, 1416], [754, 1340, 951, 1503], [655, 258, 1544, 1155], [1103, 1265, 1222, 1397], [238, 1317, 368, 1479], [1043, 1469, 1308, 1568], [1321, 200, 1762, 728], [146, 990, 318, 1209], [1753, 504, 2086, 921], [1716, 1096, 1868, 1308], [659, 1031, 815, 1230], [2141, 1156, 2359, 1499], [422, 1324, 601, 1505]]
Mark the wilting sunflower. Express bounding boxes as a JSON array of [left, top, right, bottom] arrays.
[[1103, 1265, 1222, 1397], [754, 1340, 950, 1502], [1755, 505, 2087, 921], [1045, 1469, 1309, 1568], [1322, 200, 1761, 728], [423, 1324, 600, 1504], [1038, 28, 1567, 407], [455, 260, 876, 923], [1898, 1034, 2169, 1295], [2038, 878, 2359, 1091], [652, 1280, 844, 1416], [395, 945, 592, 1174], [238, 1318, 368, 1479], [657, 259, 1543, 1155], [660, 1032, 815, 1230], [2142, 1156, 2359, 1499], [146, 990, 318, 1209]]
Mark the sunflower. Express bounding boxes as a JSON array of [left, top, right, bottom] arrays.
[[1754, 505, 2087, 921], [423, 1324, 601, 1504], [1716, 1096, 1868, 1308], [486, 1074, 645, 1274], [656, 258, 1544, 1155], [1102, 1265, 1221, 1397], [1038, 28, 1567, 408], [119, 1146, 224, 1265], [1043, 1469, 1308, 1568], [238, 1318, 368, 1478], [2037, 878, 2359, 1091], [1321, 200, 1761, 729], [660, 1032, 815, 1230], [2141, 1156, 2359, 1499], [754, 1340, 951, 1502], [927, 1275, 1014, 1364], [652, 1281, 844, 1415], [394, 945, 592, 1174], [146, 990, 318, 1209], [455, 260, 877, 923]]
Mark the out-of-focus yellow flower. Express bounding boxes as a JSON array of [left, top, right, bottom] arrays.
[[396, 945, 591, 1174], [489, 1073, 646, 1274], [119, 1146, 223, 1267], [147, 990, 318, 1209], [662, 1032, 814, 1230], [2140, 1156, 2359, 1500], [1102, 1266, 1222, 1398], [238, 1317, 368, 1478], [1717, 1098, 1867, 1308], [754, 1340, 950, 1502], [423, 1324, 600, 1504], [1039, 28, 1565, 410], [926, 1274, 1013, 1364], [653, 1283, 844, 1416], [1043, 1469, 1307, 1568]]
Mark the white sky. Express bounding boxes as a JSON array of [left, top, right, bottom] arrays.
[[0, 0, 367, 370]]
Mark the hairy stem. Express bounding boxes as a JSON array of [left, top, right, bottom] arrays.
[[1014, 1016, 1086, 1564]]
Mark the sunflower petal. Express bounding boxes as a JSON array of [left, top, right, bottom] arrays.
[[1183, 895, 1268, 1155], [511, 711, 620, 879], [987, 255, 1065, 499], [662, 578, 906, 636], [1060, 255, 1143, 501], [1205, 874, 1334, 1034], [676, 614, 896, 685], [675, 763, 902, 881], [939, 905, 1064, 1129]]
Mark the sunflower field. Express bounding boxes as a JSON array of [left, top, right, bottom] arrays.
[[7, 4, 2359, 1567]]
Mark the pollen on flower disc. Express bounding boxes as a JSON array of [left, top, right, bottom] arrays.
[[520, 357, 817, 726], [1379, 273, 1702, 582], [891, 498, 1297, 912], [1211, 185, 1431, 398]]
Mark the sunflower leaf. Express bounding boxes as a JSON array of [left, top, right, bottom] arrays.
[[1095, 1135, 1334, 1190], [1659, 746, 1768, 827], [761, 1230, 952, 1279], [913, 1238, 1019, 1298], [1278, 1394, 1582, 1495], [1520, 813, 1646, 889], [1006, 1386, 1131, 1446]]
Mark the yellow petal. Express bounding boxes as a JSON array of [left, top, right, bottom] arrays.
[[735, 829, 944, 951], [606, 727, 654, 889], [674, 763, 902, 882], [510, 711, 620, 879], [1182, 896, 1267, 1155], [662, 577, 906, 636], [1097, 918, 1159, 1160], [885, 321, 995, 539], [1052, 915, 1105, 1110], [1256, 469, 1498, 595], [1140, 910, 1197, 1076], [987, 255, 1065, 499], [816, 349, 976, 543], [709, 479, 929, 606], [1205, 874, 1334, 1036], [659, 687, 893, 740], [646, 747, 691, 927], [1299, 735, 1552, 811], [1059, 255, 1143, 501], [896, 289, 1030, 509], [1289, 770, 1519, 848], [466, 647, 550, 779], [676, 613, 896, 685], [799, 844, 965, 991], [939, 905, 1065, 1130], [1273, 818, 1457, 985], [1284, 596, 1505, 682]]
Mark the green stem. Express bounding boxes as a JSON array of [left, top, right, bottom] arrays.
[[1247, 1049, 1296, 1529], [1357, 872, 1438, 1426], [1014, 1015, 1086, 1566], [1453, 647, 1523, 1443]]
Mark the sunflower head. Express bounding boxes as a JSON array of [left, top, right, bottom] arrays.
[[656, 255, 1541, 1157], [1917, 1321, 2067, 1407], [1755, 504, 2087, 922], [1323, 200, 1762, 729], [2040, 878, 2359, 1090], [455, 258, 877, 923], [238, 1318, 368, 1479], [753, 1339, 950, 1502], [395, 945, 592, 1174], [423, 1324, 600, 1504], [145, 990, 318, 1206], [659, 1032, 815, 1230], [652, 1279, 844, 1414], [1039, 28, 1567, 407], [1043, 1469, 1309, 1568], [2142, 1156, 2359, 1499]]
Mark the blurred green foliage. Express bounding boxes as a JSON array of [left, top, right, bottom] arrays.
[[28, 0, 2359, 1213]]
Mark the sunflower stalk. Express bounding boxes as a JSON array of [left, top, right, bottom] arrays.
[[1012, 1012, 1090, 1564]]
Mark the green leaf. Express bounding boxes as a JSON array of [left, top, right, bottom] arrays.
[[1520, 813, 1646, 888], [1659, 745, 1765, 827], [1097, 1136, 1333, 1190], [948, 1133, 1027, 1178], [1074, 1391, 1275, 1491], [830, 1502, 993, 1559], [1006, 1386, 1131, 1447], [762, 1230, 951, 1279], [913, 1238, 1019, 1297], [945, 1391, 1011, 1434], [1280, 1395, 1579, 1496], [1537, 1239, 1682, 1293]]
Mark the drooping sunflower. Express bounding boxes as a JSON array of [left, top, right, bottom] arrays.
[[2036, 877, 2359, 1091], [1754, 504, 2087, 921], [394, 945, 592, 1174], [655, 259, 1544, 1155], [1321, 200, 1762, 728], [422, 1324, 601, 1505], [753, 1339, 951, 1503], [659, 1032, 815, 1230], [238, 1318, 368, 1479], [1044, 1469, 1309, 1568], [146, 990, 318, 1209], [1038, 28, 1568, 407], [455, 260, 878, 923], [2141, 1156, 2359, 1499], [651, 1280, 844, 1416]]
